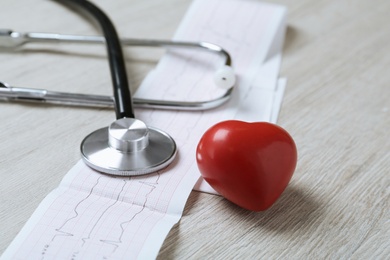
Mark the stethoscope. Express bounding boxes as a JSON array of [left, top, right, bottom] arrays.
[[0, 0, 236, 176]]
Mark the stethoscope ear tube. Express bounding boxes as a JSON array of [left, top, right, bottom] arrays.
[[62, 0, 134, 120]]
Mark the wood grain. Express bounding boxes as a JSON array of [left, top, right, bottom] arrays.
[[1, 0, 389, 259]]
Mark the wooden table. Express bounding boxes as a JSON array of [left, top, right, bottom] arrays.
[[1, 0, 389, 258]]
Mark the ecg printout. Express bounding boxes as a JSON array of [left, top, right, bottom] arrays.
[[2, 1, 287, 259]]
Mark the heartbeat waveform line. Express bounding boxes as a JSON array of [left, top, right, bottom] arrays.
[[81, 179, 128, 246], [163, 44, 223, 102], [182, 112, 203, 141], [51, 176, 102, 242], [160, 53, 194, 101], [99, 173, 161, 255]]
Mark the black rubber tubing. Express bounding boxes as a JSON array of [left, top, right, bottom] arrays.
[[61, 0, 135, 119]]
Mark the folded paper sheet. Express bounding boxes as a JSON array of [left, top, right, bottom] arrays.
[[1, 0, 287, 259]]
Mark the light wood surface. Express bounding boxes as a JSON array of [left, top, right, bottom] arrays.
[[1, 0, 389, 259]]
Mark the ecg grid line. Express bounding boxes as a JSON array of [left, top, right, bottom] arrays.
[[2, 1, 286, 259]]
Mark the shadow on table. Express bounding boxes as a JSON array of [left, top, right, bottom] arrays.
[[221, 184, 324, 233]]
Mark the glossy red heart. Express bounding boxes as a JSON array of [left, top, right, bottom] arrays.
[[196, 120, 297, 211]]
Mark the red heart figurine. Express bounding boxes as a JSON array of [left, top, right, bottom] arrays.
[[196, 120, 297, 211]]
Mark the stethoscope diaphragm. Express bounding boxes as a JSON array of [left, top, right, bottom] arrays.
[[81, 118, 177, 176]]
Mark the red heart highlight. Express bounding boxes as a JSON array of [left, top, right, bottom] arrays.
[[196, 120, 297, 211]]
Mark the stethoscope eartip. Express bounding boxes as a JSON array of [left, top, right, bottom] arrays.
[[214, 65, 236, 89]]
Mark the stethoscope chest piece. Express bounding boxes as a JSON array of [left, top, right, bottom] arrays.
[[81, 118, 177, 176]]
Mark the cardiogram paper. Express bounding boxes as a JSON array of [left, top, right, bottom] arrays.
[[1, 0, 287, 259]]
